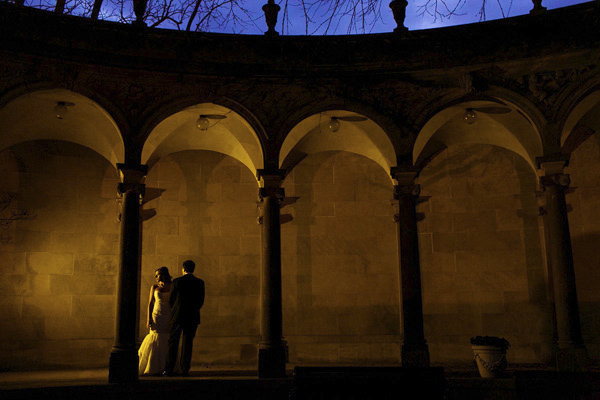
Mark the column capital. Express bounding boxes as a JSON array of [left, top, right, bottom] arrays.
[[257, 169, 286, 199], [393, 184, 420, 199], [391, 167, 420, 199], [540, 174, 571, 190], [117, 163, 148, 184], [536, 154, 569, 174], [536, 155, 570, 189], [257, 168, 285, 183], [390, 166, 419, 185], [117, 182, 146, 198], [117, 164, 147, 200]]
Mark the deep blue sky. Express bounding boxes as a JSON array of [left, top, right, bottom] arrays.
[[405, 0, 591, 30], [235, 0, 592, 35], [78, 0, 593, 34]]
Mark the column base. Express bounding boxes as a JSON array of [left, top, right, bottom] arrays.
[[258, 343, 287, 378], [556, 345, 589, 372], [402, 343, 430, 368], [108, 348, 139, 384]]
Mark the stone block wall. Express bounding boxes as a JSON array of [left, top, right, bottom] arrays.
[[567, 134, 600, 360], [0, 141, 119, 371], [417, 144, 554, 364], [281, 152, 401, 364], [140, 151, 261, 365], [1, 139, 599, 371]]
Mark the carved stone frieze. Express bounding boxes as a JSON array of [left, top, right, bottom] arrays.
[[350, 79, 442, 131], [0, 60, 28, 96], [233, 80, 330, 137], [83, 74, 171, 120], [0, 57, 80, 96], [511, 66, 597, 119]]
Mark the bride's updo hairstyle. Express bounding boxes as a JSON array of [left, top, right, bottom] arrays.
[[155, 266, 172, 284]]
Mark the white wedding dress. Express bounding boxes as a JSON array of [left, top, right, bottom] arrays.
[[138, 288, 171, 375]]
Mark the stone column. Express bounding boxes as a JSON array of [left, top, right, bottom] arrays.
[[257, 169, 287, 378], [391, 168, 430, 367], [108, 164, 147, 383], [537, 158, 588, 371]]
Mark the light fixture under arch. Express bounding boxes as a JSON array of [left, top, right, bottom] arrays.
[[142, 103, 263, 176], [280, 110, 395, 182], [0, 89, 125, 168]]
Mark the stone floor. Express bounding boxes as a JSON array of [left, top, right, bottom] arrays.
[[0, 364, 268, 390], [1, 364, 600, 400]]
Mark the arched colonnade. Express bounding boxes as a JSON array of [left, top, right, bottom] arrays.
[[1, 0, 600, 383], [1, 78, 599, 381]]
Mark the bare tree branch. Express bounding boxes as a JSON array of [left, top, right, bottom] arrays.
[[16, 0, 519, 34], [0, 193, 36, 245], [91, 0, 103, 19]]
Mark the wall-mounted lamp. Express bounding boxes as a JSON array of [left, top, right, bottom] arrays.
[[196, 115, 210, 131], [325, 115, 367, 132], [54, 101, 73, 119], [463, 108, 477, 124], [463, 106, 511, 124], [328, 117, 341, 132], [196, 114, 227, 131]]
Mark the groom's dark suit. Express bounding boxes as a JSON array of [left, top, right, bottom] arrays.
[[165, 273, 205, 375]]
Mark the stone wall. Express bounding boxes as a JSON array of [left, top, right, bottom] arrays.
[[567, 133, 600, 360], [417, 144, 554, 364], [1, 140, 599, 371], [141, 150, 402, 366], [140, 150, 261, 365], [281, 151, 401, 364], [0, 140, 119, 371]]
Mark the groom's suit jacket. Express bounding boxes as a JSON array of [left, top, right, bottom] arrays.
[[169, 274, 205, 326]]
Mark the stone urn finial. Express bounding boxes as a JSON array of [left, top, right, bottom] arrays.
[[530, 0, 546, 15], [263, 0, 281, 36], [132, 0, 148, 26], [389, 0, 409, 33]]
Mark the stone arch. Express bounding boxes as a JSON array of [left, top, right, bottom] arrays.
[[0, 88, 125, 167], [280, 109, 397, 182], [414, 95, 543, 174], [560, 79, 600, 155], [141, 102, 264, 179]]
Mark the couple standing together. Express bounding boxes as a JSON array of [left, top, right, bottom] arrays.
[[138, 260, 205, 376]]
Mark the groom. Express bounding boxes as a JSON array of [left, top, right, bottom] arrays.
[[163, 259, 205, 376]]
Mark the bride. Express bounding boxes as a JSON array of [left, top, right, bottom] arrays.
[[138, 266, 172, 375]]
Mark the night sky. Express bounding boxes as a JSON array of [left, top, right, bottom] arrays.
[[225, 0, 593, 35]]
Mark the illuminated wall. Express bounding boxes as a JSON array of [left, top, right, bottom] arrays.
[[140, 150, 261, 365], [1, 139, 600, 370], [0, 140, 119, 370], [567, 134, 600, 359], [418, 143, 553, 364], [281, 151, 401, 364]]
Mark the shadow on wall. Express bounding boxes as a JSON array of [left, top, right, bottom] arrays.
[[417, 143, 554, 365], [140, 150, 261, 365], [573, 233, 600, 360], [282, 151, 401, 365], [0, 140, 119, 371]]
